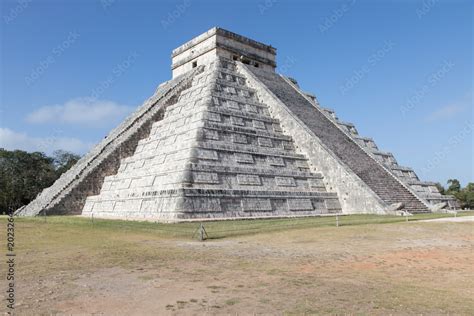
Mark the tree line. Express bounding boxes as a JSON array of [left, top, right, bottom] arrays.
[[0, 148, 472, 214], [0, 149, 80, 215], [436, 179, 474, 210]]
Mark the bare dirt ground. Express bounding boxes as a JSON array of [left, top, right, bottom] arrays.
[[420, 215, 474, 222], [3, 217, 474, 315]]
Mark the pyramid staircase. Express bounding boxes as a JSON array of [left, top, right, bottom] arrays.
[[244, 66, 430, 213], [325, 111, 458, 209], [288, 80, 457, 210]]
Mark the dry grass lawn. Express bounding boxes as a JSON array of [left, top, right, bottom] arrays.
[[1, 214, 473, 315]]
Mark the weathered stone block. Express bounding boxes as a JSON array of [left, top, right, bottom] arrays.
[[275, 177, 296, 187], [267, 156, 285, 166], [258, 137, 273, 148], [193, 172, 219, 184], [232, 134, 247, 144], [241, 199, 272, 212], [237, 174, 261, 185], [253, 120, 266, 130], [235, 153, 254, 164], [288, 199, 313, 211]]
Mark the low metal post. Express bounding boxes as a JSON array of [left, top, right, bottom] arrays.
[[199, 223, 204, 241], [197, 223, 208, 241], [336, 215, 339, 227]]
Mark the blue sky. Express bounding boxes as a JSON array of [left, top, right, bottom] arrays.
[[0, 0, 472, 186]]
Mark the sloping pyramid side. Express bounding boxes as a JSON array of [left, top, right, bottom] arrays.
[[82, 58, 342, 221], [82, 64, 214, 221], [241, 63, 429, 214], [312, 94, 458, 210], [15, 67, 203, 216]]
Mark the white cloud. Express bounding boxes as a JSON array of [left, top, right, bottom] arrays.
[[426, 104, 466, 122], [0, 128, 94, 154], [425, 92, 472, 122], [26, 98, 133, 126]]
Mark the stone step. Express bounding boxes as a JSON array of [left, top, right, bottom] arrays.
[[195, 141, 306, 160], [189, 163, 322, 178], [202, 123, 288, 141], [207, 106, 275, 123]]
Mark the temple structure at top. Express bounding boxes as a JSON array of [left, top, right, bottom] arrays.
[[171, 27, 276, 77]]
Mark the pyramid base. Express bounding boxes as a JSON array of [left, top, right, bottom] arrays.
[[82, 188, 342, 222], [80, 212, 346, 223]]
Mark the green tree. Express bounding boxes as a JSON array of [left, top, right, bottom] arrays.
[[0, 149, 81, 214], [52, 150, 80, 175], [457, 183, 474, 210], [0, 150, 56, 214], [446, 179, 461, 195]]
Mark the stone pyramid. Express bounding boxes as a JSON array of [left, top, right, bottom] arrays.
[[16, 27, 457, 221]]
